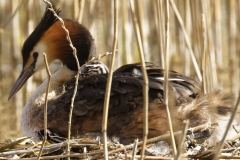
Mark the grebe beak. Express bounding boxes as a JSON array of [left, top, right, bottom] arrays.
[[8, 64, 35, 100]]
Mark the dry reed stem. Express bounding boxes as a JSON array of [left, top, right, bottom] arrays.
[[164, 0, 177, 157], [229, 0, 238, 94], [83, 147, 87, 159], [229, 132, 240, 142], [120, 154, 173, 160], [42, 1, 80, 159], [19, 141, 42, 158], [204, 1, 217, 92], [124, 148, 128, 159], [180, 154, 240, 160], [36, 53, 51, 160], [10, 152, 103, 160], [77, 0, 85, 23], [132, 139, 138, 160], [0, 140, 103, 159], [184, 0, 191, 76], [82, 52, 112, 69], [201, 14, 206, 94], [136, 0, 149, 61], [232, 124, 240, 134], [15, 153, 175, 160], [214, 91, 240, 160], [0, 137, 29, 152], [128, 0, 149, 159], [213, 0, 222, 68], [218, 156, 240, 159], [156, 0, 165, 69], [0, 142, 66, 157], [176, 120, 189, 160], [188, 122, 218, 133], [169, 0, 202, 82], [102, 0, 118, 160]]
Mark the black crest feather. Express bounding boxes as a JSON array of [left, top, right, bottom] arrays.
[[21, 4, 61, 67]]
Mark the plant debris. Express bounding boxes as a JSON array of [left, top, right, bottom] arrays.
[[1, 123, 240, 159]]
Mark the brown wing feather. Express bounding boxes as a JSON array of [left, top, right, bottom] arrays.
[[42, 63, 200, 143]]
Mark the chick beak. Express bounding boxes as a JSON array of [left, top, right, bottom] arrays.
[[8, 65, 35, 100]]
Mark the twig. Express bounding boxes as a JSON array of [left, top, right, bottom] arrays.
[[214, 91, 240, 160], [124, 148, 128, 159], [186, 123, 218, 134], [128, 0, 149, 159], [176, 120, 189, 160], [233, 124, 240, 133], [0, 137, 30, 152], [169, 0, 202, 82], [37, 53, 51, 160], [83, 147, 87, 159], [102, 1, 118, 160], [81, 52, 112, 71], [42, 1, 80, 159], [164, 0, 177, 157], [132, 139, 138, 160]]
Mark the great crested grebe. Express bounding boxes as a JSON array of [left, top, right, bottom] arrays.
[[9, 4, 236, 145]]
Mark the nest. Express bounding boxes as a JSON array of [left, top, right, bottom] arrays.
[[1, 123, 240, 160]]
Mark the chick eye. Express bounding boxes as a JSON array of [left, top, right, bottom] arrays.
[[33, 52, 39, 58]]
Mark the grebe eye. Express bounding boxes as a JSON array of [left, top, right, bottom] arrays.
[[33, 52, 39, 58]]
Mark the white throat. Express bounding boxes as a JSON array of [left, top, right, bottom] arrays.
[[20, 65, 76, 139]]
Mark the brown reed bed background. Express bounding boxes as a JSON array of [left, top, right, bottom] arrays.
[[0, 0, 239, 141]]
